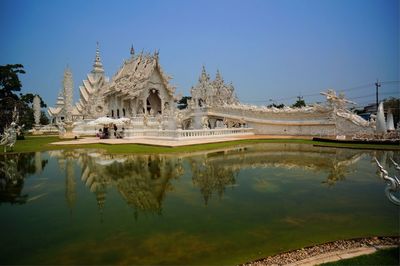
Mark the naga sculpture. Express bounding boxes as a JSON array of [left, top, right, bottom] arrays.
[[0, 122, 18, 152], [374, 157, 400, 205]]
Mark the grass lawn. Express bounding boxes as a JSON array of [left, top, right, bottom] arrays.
[[1, 135, 399, 154], [321, 247, 399, 266]]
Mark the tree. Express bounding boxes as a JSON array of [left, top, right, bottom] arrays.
[[0, 64, 49, 132], [292, 96, 306, 108], [177, 96, 192, 110], [0, 64, 25, 99], [0, 64, 25, 132], [267, 103, 285, 109], [40, 111, 50, 125]]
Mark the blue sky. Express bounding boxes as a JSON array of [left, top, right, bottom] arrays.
[[0, 0, 398, 107]]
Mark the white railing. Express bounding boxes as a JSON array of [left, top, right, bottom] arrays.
[[124, 128, 254, 140]]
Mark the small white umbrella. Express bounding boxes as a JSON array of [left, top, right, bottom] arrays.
[[114, 117, 131, 125], [87, 117, 116, 126]]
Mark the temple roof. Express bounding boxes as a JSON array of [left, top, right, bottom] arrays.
[[104, 51, 175, 98], [48, 106, 62, 116]]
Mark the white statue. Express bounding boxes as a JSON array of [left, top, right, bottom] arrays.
[[0, 122, 17, 152], [376, 102, 386, 134], [33, 95, 41, 126], [143, 114, 148, 127], [386, 110, 395, 131], [63, 67, 74, 122], [202, 117, 209, 129], [321, 89, 356, 110]]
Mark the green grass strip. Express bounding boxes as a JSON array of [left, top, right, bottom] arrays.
[[1, 135, 399, 155]]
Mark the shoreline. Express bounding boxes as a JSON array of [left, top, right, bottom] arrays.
[[1, 135, 399, 155], [242, 236, 399, 266]]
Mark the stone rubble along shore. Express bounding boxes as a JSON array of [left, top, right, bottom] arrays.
[[242, 236, 399, 266]]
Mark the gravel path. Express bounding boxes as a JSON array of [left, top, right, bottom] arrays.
[[242, 236, 399, 266]]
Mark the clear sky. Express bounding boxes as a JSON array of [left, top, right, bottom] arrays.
[[0, 0, 398, 107]]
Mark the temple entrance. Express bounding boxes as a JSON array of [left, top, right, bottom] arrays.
[[146, 89, 161, 115]]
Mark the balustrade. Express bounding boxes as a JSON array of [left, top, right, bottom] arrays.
[[124, 127, 253, 140]]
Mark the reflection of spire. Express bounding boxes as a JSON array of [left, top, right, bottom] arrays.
[[94, 183, 107, 223], [35, 152, 42, 174], [65, 159, 76, 216]]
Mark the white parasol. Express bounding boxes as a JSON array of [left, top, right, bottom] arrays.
[[114, 117, 131, 125], [87, 117, 116, 126]]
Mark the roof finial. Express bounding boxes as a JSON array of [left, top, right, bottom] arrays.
[[92, 42, 104, 74], [216, 69, 221, 80], [200, 65, 209, 82], [130, 44, 135, 57]]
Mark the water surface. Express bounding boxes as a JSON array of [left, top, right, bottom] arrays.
[[0, 143, 398, 265]]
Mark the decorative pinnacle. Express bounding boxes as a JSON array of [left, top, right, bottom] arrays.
[[92, 42, 104, 74], [130, 44, 135, 56], [199, 65, 210, 83], [216, 69, 222, 81]]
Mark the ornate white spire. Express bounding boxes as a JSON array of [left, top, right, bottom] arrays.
[[33, 95, 41, 126], [130, 44, 135, 57], [214, 69, 224, 88], [199, 65, 209, 83], [92, 42, 104, 74], [63, 67, 73, 122], [215, 69, 222, 81]]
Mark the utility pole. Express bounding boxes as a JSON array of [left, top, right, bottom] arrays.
[[375, 79, 381, 113]]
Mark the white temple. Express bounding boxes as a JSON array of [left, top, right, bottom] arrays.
[[49, 44, 177, 122], [48, 44, 379, 139]]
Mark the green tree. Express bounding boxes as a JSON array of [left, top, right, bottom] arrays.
[[292, 96, 306, 108], [177, 96, 192, 110], [40, 111, 50, 125], [267, 103, 285, 108], [0, 64, 25, 132], [0, 64, 25, 99], [0, 64, 49, 132]]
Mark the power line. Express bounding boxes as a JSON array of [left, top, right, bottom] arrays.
[[241, 80, 399, 104], [348, 91, 397, 100]]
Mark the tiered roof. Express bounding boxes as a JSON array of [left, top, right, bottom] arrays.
[[104, 50, 175, 99], [75, 44, 106, 116], [48, 90, 64, 116]]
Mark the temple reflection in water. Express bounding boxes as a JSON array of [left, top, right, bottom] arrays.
[[1, 144, 396, 213], [1, 144, 398, 266]]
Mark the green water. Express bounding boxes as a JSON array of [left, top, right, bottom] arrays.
[[0, 143, 398, 265]]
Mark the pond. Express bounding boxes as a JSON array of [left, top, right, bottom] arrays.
[[0, 143, 398, 265]]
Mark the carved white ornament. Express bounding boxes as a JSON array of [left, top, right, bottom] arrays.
[[33, 95, 41, 126]]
